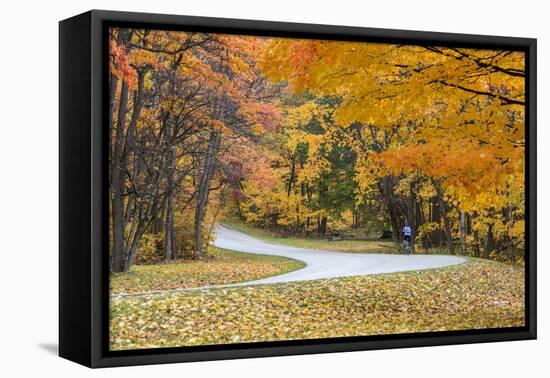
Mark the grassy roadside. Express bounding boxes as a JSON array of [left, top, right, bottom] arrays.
[[110, 247, 305, 295], [110, 258, 525, 350], [223, 221, 402, 254]]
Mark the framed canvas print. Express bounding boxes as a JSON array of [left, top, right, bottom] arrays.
[[59, 10, 536, 368]]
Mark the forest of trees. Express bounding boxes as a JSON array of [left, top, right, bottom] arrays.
[[109, 27, 525, 273]]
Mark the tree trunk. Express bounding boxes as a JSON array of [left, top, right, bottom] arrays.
[[125, 219, 147, 270], [408, 180, 417, 245], [194, 130, 222, 258], [111, 79, 130, 273], [433, 179, 455, 254], [109, 74, 118, 138], [353, 206, 361, 229], [460, 211, 467, 255], [287, 157, 296, 198], [379, 176, 404, 240], [164, 195, 175, 261], [112, 68, 147, 273], [110, 30, 140, 273], [164, 122, 176, 261], [416, 200, 425, 247], [483, 224, 494, 259], [108, 30, 125, 138], [319, 216, 327, 236], [473, 229, 480, 257]]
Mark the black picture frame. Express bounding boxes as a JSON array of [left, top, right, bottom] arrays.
[[59, 9, 537, 368]]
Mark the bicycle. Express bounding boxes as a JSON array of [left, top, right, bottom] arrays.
[[403, 238, 412, 255]]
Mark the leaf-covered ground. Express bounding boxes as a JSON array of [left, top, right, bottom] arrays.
[[110, 259, 525, 350], [110, 248, 305, 295]]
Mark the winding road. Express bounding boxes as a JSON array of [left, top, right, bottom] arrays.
[[113, 225, 467, 297], [213, 224, 466, 286]]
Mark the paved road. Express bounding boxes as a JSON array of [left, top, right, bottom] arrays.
[[113, 225, 467, 297], [213, 224, 466, 286]]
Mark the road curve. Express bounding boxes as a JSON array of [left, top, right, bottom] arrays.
[[213, 224, 466, 286]]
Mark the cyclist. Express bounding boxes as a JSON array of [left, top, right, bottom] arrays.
[[402, 223, 412, 253]]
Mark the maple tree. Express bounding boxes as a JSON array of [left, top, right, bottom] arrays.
[[109, 28, 280, 272], [257, 38, 525, 260]]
